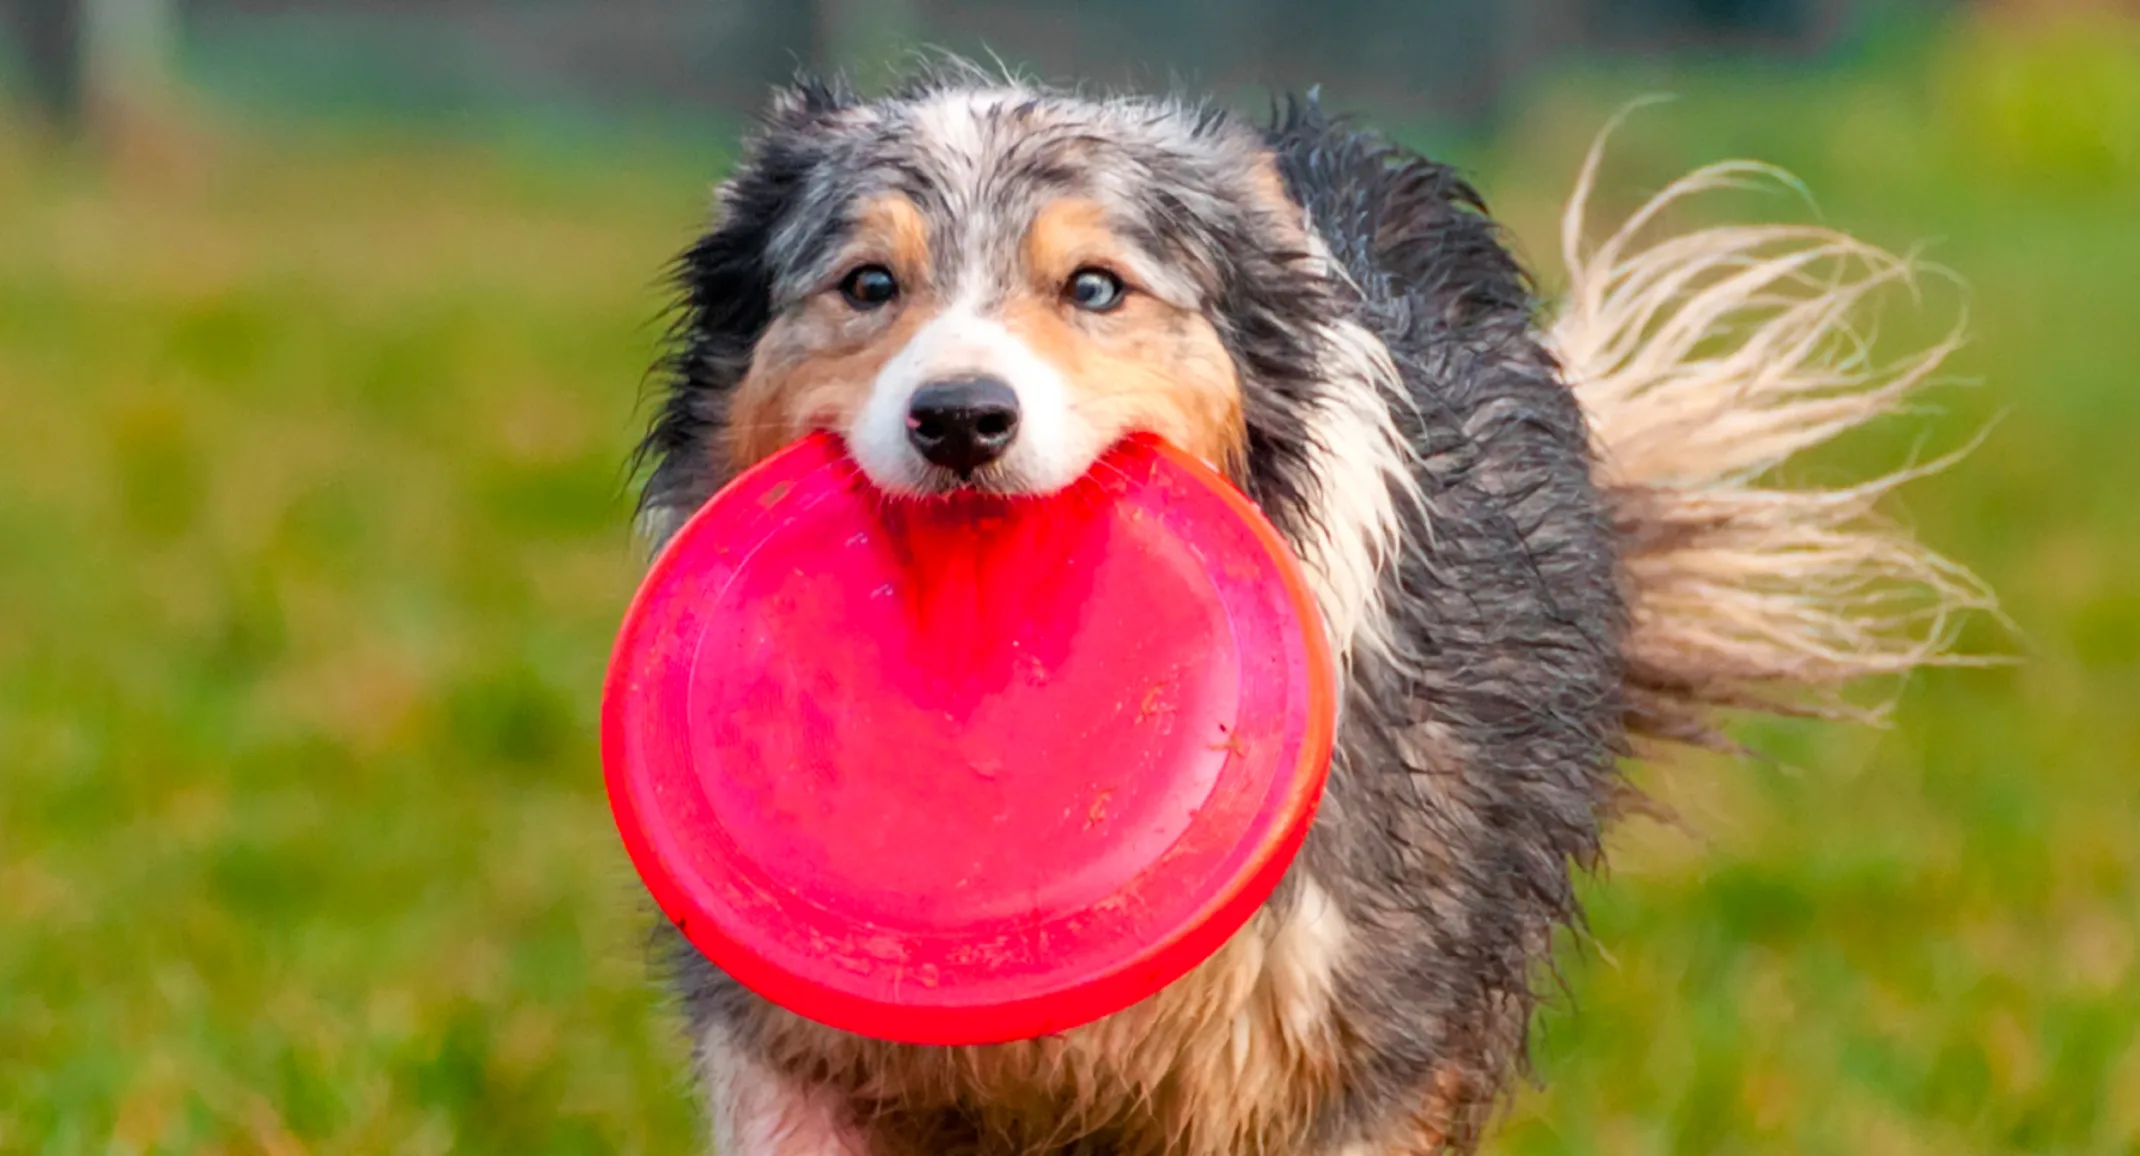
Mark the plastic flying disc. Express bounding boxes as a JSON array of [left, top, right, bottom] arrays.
[[601, 431, 1335, 1046]]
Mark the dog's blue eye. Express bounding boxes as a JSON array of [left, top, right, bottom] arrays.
[[839, 265, 899, 309], [1068, 268, 1126, 313]]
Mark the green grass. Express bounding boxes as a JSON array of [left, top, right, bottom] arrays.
[[3, 13, 2136, 1154]]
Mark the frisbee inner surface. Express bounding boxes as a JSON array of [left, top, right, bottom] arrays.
[[683, 487, 1243, 931]]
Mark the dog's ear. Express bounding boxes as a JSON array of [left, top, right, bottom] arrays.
[[639, 78, 865, 536], [638, 152, 814, 534]]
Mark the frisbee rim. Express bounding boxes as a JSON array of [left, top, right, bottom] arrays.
[[601, 431, 1336, 1046]]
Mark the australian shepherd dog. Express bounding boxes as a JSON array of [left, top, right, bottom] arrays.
[[631, 62, 1988, 1156]]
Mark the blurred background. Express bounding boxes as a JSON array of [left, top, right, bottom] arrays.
[[2, 1, 2136, 1153]]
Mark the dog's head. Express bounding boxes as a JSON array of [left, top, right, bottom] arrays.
[[639, 73, 1346, 529]]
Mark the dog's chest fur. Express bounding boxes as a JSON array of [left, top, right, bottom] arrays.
[[716, 879, 1389, 1156]]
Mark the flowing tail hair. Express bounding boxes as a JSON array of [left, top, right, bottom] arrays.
[[1546, 118, 1999, 752]]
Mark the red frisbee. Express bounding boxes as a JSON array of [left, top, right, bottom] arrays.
[[602, 432, 1335, 1046]]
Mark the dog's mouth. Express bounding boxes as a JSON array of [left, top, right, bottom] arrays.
[[842, 434, 1096, 503], [902, 461, 1042, 500]]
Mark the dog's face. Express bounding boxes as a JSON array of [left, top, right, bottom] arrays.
[[647, 79, 1333, 511]]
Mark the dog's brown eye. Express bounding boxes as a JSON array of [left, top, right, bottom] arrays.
[[1067, 268, 1125, 313], [839, 265, 899, 310]]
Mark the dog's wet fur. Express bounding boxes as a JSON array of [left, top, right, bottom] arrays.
[[632, 62, 1983, 1156]]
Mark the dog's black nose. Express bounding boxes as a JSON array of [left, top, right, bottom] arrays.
[[907, 377, 1021, 476]]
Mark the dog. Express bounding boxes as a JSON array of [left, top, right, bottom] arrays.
[[630, 62, 1986, 1156]]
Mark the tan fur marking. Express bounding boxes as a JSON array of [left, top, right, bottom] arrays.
[[745, 880, 1351, 1156], [726, 195, 937, 470], [1002, 198, 1247, 474], [1405, 1066, 1470, 1154], [1023, 197, 1119, 281], [861, 193, 933, 279]]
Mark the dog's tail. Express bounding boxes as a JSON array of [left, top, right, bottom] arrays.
[[1546, 120, 1997, 752]]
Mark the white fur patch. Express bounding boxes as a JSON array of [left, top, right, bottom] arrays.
[[1261, 877, 1352, 1043], [849, 304, 1094, 494], [701, 1025, 867, 1156], [635, 504, 686, 557], [1293, 314, 1419, 665], [909, 88, 1028, 184]]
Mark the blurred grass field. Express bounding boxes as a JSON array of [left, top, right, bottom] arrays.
[[3, 11, 2137, 1154]]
